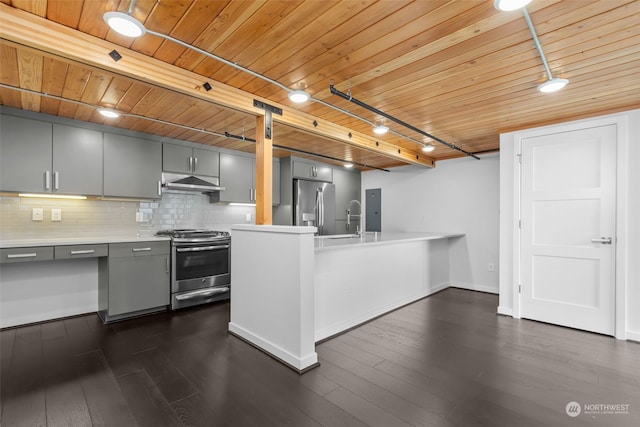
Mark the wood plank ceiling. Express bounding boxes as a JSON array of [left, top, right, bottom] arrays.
[[0, 0, 638, 170]]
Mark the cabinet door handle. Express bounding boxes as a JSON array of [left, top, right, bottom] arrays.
[[70, 250, 94, 255], [193, 157, 198, 172], [189, 156, 193, 172], [158, 180, 162, 196], [7, 253, 37, 259], [54, 171, 59, 191], [45, 170, 51, 190], [132, 247, 152, 252]]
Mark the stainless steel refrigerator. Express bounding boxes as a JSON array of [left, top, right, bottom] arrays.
[[293, 179, 336, 235]]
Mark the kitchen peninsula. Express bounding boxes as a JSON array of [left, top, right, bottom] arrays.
[[228, 225, 464, 372]]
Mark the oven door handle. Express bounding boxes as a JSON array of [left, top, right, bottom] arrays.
[[175, 287, 230, 301], [176, 245, 230, 252]]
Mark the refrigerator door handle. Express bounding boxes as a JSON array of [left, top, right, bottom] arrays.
[[315, 189, 323, 235]]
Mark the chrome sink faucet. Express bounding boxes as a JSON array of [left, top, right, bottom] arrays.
[[346, 199, 362, 234]]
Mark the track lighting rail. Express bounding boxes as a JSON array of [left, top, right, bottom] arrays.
[[224, 132, 390, 172], [329, 83, 480, 160]]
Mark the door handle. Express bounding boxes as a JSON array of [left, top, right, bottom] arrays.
[[591, 237, 612, 244]]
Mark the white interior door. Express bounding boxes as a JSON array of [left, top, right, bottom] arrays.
[[520, 124, 616, 335]]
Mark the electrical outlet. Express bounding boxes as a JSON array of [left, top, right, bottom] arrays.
[[136, 212, 144, 222], [32, 208, 43, 221], [51, 208, 62, 221], [488, 263, 495, 272], [246, 213, 252, 222]]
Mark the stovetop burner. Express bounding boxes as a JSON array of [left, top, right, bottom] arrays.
[[156, 229, 230, 242]]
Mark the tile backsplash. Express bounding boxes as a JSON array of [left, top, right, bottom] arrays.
[[0, 193, 256, 240]]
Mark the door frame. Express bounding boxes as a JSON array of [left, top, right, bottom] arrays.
[[508, 114, 629, 339]]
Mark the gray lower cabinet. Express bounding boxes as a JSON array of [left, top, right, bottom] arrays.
[[104, 133, 162, 199], [162, 143, 220, 177], [98, 241, 170, 322], [0, 116, 103, 195], [219, 153, 280, 205]]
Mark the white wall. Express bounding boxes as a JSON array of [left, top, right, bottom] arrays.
[[499, 109, 640, 340], [362, 153, 500, 293]]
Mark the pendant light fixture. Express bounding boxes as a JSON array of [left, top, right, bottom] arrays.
[[538, 77, 569, 93], [494, 0, 532, 12], [494, 1, 568, 93]]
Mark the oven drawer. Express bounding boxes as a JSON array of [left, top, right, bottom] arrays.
[[109, 241, 169, 258], [171, 285, 230, 310]]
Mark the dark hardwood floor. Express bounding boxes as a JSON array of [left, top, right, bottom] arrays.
[[1, 288, 639, 426]]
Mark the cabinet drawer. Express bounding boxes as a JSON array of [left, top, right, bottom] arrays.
[[0, 246, 54, 264], [55, 244, 108, 259], [109, 241, 169, 258]]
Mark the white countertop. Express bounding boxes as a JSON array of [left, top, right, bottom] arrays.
[[0, 235, 170, 249], [314, 231, 464, 251]]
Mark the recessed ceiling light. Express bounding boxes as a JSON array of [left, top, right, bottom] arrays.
[[373, 124, 389, 135], [422, 144, 435, 153], [493, 0, 532, 11], [537, 78, 569, 93], [98, 108, 120, 118], [288, 89, 310, 103], [344, 162, 354, 168], [103, 11, 146, 38]]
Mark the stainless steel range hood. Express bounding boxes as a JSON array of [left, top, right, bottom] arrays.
[[161, 173, 224, 202]]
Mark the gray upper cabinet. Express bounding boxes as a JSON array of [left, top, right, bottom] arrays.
[[0, 115, 52, 193], [52, 124, 103, 195], [219, 153, 253, 203], [293, 159, 333, 182], [219, 153, 280, 205], [0, 115, 103, 195], [162, 143, 219, 177], [104, 133, 162, 199]]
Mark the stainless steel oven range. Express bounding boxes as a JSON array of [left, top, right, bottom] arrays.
[[156, 229, 230, 310]]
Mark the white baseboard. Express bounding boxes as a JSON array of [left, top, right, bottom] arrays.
[[228, 322, 318, 371], [497, 306, 513, 317], [450, 282, 499, 294], [626, 330, 640, 343]]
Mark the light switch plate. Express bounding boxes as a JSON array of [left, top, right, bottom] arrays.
[[136, 212, 144, 222], [32, 208, 43, 221], [246, 213, 252, 222], [51, 208, 62, 221]]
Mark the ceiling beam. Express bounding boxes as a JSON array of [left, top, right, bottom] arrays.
[[0, 4, 434, 168]]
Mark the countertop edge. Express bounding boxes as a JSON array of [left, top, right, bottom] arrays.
[[0, 236, 171, 249], [314, 232, 465, 251]]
